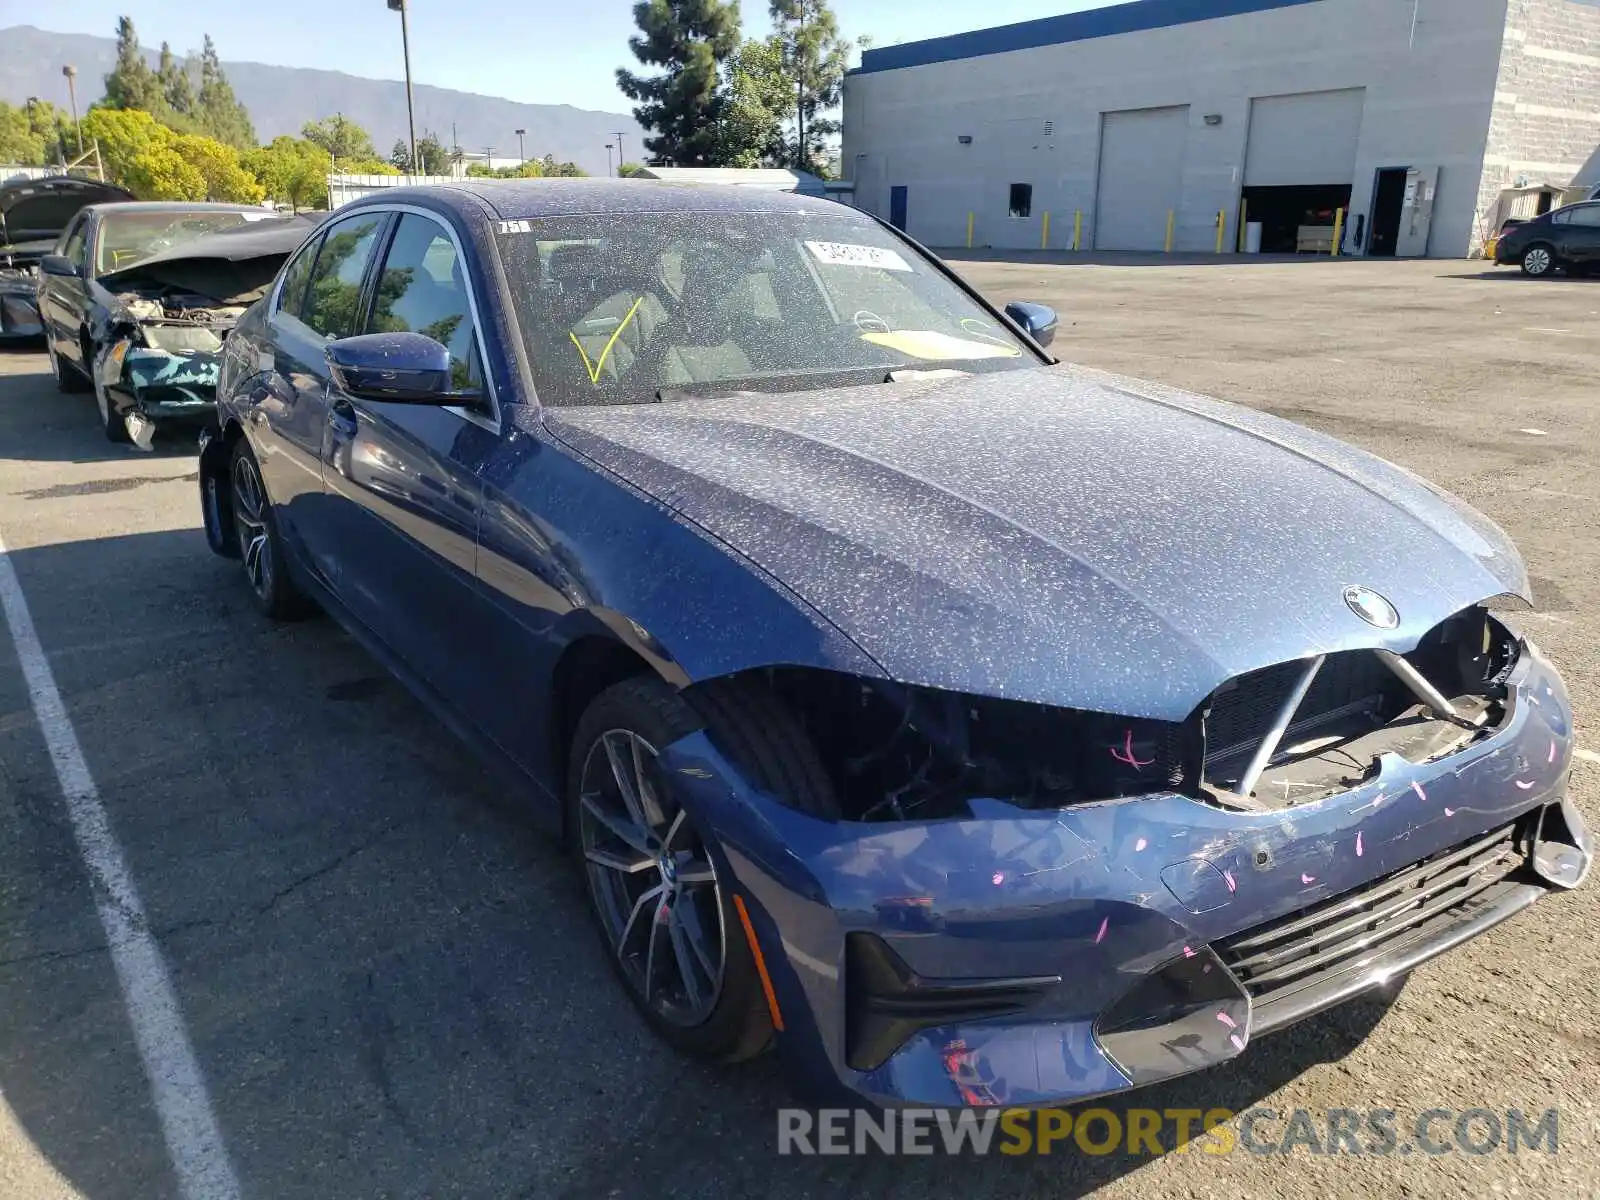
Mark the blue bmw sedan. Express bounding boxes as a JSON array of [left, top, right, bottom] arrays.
[[199, 180, 1590, 1110]]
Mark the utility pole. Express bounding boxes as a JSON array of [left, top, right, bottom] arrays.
[[386, 0, 419, 175], [515, 128, 526, 163], [613, 131, 627, 170], [61, 65, 83, 154], [484, 146, 494, 174]]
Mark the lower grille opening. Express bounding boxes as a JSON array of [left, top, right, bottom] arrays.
[[1216, 820, 1528, 1008]]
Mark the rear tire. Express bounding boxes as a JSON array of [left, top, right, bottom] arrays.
[[1521, 244, 1556, 277], [566, 675, 838, 1063], [46, 332, 89, 393], [228, 440, 311, 620]]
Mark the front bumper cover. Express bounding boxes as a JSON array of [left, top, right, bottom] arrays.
[[659, 641, 1588, 1108], [100, 342, 221, 423]]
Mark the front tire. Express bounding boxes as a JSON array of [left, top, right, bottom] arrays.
[[94, 372, 130, 443], [1521, 244, 1556, 277], [229, 441, 311, 620], [567, 676, 836, 1062]]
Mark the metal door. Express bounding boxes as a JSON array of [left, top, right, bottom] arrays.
[[1396, 166, 1439, 257]]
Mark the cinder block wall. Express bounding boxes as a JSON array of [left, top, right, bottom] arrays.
[[1474, 0, 1600, 249]]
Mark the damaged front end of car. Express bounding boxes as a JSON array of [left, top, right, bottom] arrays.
[[94, 293, 243, 447], [652, 601, 1589, 1108]]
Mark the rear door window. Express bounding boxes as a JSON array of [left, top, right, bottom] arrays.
[[274, 236, 323, 321]]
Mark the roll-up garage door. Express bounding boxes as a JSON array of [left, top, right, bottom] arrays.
[[1244, 89, 1365, 186], [1095, 106, 1188, 251]]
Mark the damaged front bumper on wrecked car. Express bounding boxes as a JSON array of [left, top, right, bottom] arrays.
[[659, 639, 1590, 1109], [98, 337, 222, 431]]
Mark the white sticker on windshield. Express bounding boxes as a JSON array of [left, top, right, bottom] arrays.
[[804, 240, 912, 272]]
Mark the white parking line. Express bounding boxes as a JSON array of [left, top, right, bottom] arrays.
[[1574, 749, 1600, 766], [0, 530, 240, 1200]]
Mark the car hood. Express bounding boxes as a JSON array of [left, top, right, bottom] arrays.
[[542, 365, 1529, 719]]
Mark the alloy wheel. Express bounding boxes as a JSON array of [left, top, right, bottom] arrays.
[[577, 729, 726, 1027], [230, 454, 273, 600], [1524, 247, 1552, 276]]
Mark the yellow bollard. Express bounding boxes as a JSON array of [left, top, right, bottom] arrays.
[[1238, 198, 1248, 253], [1331, 207, 1344, 257], [1165, 210, 1175, 253], [1215, 209, 1226, 254], [966, 212, 974, 249], [1041, 211, 1051, 250], [1073, 210, 1083, 251]]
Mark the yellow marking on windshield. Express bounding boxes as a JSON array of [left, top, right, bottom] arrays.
[[860, 330, 1021, 361], [570, 294, 647, 385]]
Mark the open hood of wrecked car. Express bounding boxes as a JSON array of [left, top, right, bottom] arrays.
[[98, 212, 327, 305], [0, 176, 132, 249], [543, 364, 1529, 720]]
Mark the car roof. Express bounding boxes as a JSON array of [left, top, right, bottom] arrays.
[[346, 179, 855, 222], [85, 201, 272, 216]]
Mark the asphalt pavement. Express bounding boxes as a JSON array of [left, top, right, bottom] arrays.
[[0, 255, 1596, 1198]]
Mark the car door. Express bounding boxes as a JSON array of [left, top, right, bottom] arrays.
[[43, 211, 92, 363], [1563, 203, 1600, 264], [318, 209, 500, 712], [252, 210, 389, 580]]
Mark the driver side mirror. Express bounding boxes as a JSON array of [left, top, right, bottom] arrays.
[[326, 332, 466, 404], [40, 254, 81, 279], [1005, 301, 1058, 348]]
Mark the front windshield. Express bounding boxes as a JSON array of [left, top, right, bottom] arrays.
[[496, 208, 1037, 406], [96, 210, 258, 275]]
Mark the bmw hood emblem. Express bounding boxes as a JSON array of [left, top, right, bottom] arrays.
[[1343, 585, 1399, 629]]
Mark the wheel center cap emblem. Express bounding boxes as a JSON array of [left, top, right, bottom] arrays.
[[658, 854, 678, 887], [1343, 585, 1399, 629]]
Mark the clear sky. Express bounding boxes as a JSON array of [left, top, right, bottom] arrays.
[[4, 0, 1115, 115]]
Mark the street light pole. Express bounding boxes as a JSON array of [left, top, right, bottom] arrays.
[[386, 0, 419, 175], [61, 65, 82, 155], [515, 128, 526, 163], [605, 143, 614, 177]]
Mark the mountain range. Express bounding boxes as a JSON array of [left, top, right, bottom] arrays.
[[0, 25, 645, 177]]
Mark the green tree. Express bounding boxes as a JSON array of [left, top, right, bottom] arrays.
[[301, 114, 377, 165], [769, 0, 853, 173], [193, 35, 254, 149], [389, 139, 413, 170], [156, 42, 195, 123], [0, 102, 47, 165], [617, 0, 740, 166], [616, 161, 646, 177], [242, 136, 329, 211], [718, 36, 790, 168], [102, 17, 164, 113], [416, 130, 449, 174], [173, 133, 264, 202]]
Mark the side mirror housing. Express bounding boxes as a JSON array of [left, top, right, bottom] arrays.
[[40, 254, 81, 279], [1005, 301, 1058, 348], [325, 332, 464, 404]]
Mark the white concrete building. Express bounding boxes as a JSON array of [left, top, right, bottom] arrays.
[[841, 0, 1600, 257]]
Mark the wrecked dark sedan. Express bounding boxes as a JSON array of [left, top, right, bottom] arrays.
[[37, 201, 317, 445], [199, 181, 1590, 1111], [0, 174, 132, 342]]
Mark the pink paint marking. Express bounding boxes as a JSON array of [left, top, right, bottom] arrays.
[[1301, 873, 1316, 885], [1411, 781, 1426, 802], [1134, 837, 1148, 852], [1548, 740, 1557, 764], [1223, 869, 1237, 893], [1182, 945, 1196, 958], [1355, 831, 1364, 857], [1444, 807, 1456, 817], [992, 872, 1005, 886], [1515, 780, 1536, 790], [1094, 916, 1108, 944], [1110, 729, 1155, 769], [1215, 1011, 1237, 1029], [1229, 1033, 1245, 1052]]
